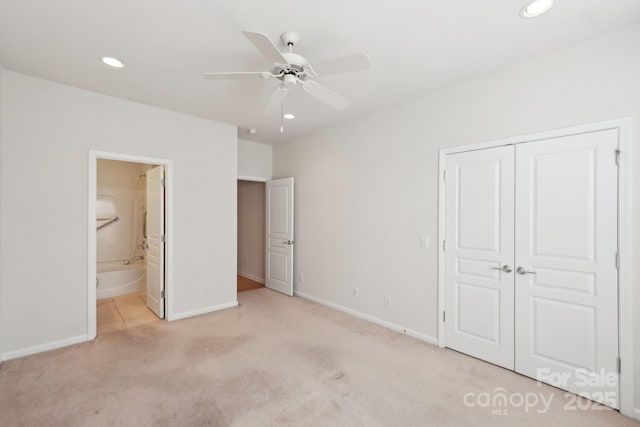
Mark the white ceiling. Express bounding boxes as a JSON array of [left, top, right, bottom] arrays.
[[1, 1, 639, 144]]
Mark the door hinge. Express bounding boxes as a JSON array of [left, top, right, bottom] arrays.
[[615, 149, 621, 166], [616, 252, 620, 269], [443, 170, 447, 181], [161, 178, 166, 186], [161, 234, 166, 243], [442, 311, 446, 322], [161, 290, 165, 298], [617, 357, 621, 374], [442, 240, 446, 252]]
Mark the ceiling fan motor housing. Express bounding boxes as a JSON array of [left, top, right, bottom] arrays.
[[273, 53, 309, 81]]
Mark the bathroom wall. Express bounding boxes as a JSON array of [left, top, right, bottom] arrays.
[[96, 159, 148, 264], [237, 180, 265, 282]]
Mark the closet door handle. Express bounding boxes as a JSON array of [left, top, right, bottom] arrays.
[[516, 266, 536, 275], [492, 265, 513, 273]]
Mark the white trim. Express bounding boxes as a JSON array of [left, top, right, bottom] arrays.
[[1, 335, 88, 362], [437, 148, 446, 349], [294, 291, 438, 346], [616, 118, 634, 418], [88, 151, 174, 340], [237, 271, 265, 284], [438, 117, 628, 156], [170, 301, 238, 321], [238, 175, 269, 182], [437, 117, 634, 417], [634, 408, 640, 421]]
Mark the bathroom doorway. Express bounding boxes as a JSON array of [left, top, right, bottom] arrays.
[[88, 151, 173, 339]]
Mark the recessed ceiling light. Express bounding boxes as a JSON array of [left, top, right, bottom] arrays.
[[521, 0, 554, 18], [248, 128, 257, 134], [283, 113, 295, 120], [101, 57, 125, 68]]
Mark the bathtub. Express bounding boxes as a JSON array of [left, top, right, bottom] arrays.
[[97, 261, 146, 299]]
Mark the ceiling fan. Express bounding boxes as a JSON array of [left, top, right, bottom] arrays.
[[202, 31, 371, 116]]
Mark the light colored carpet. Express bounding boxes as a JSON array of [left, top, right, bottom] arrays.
[[0, 288, 637, 426]]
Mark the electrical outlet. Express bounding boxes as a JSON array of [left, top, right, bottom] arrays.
[[204, 286, 211, 293], [420, 236, 429, 249], [384, 296, 391, 307], [243, 258, 248, 267], [353, 288, 359, 297], [297, 272, 304, 283]]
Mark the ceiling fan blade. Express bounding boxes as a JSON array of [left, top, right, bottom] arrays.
[[303, 81, 350, 110], [242, 31, 289, 65], [264, 84, 289, 114], [202, 71, 270, 80], [311, 53, 371, 76]]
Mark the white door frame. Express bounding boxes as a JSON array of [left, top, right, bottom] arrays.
[[437, 118, 633, 417], [237, 175, 269, 182], [88, 151, 174, 339]]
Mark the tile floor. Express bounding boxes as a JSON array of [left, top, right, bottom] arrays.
[[97, 292, 160, 335]]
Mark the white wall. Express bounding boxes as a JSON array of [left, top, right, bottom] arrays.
[[238, 139, 272, 179], [237, 180, 265, 282], [273, 24, 640, 411], [0, 71, 238, 357]]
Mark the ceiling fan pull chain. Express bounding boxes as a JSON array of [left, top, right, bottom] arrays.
[[280, 84, 285, 133]]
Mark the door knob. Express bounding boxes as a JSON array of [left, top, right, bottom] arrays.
[[516, 266, 536, 275], [283, 240, 294, 245], [492, 265, 513, 273]]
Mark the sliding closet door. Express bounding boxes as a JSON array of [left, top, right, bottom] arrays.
[[444, 146, 515, 369], [514, 130, 619, 408]]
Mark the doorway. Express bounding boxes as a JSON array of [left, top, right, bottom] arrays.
[[236, 177, 295, 297], [95, 159, 166, 334], [237, 179, 266, 293], [437, 119, 634, 415], [88, 151, 173, 339]]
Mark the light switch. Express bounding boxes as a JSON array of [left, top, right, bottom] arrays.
[[420, 236, 429, 249]]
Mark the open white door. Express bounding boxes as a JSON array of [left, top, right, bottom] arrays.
[[265, 177, 294, 296], [514, 130, 619, 407], [146, 166, 165, 318], [444, 145, 515, 369]]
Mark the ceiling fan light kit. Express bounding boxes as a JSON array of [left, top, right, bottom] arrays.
[[203, 30, 371, 132]]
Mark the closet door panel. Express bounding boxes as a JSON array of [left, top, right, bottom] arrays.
[[514, 130, 619, 408], [444, 145, 515, 369]]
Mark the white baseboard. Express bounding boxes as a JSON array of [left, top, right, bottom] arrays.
[[1, 334, 88, 362], [634, 408, 640, 420], [237, 271, 265, 284], [294, 291, 438, 346], [169, 301, 238, 321]]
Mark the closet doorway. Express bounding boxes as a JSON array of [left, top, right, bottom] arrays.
[[437, 119, 633, 415]]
